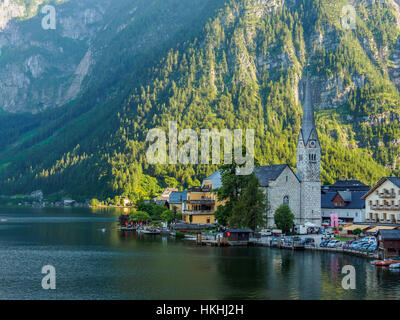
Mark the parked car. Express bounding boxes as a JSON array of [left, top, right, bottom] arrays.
[[302, 238, 315, 246], [320, 240, 330, 247], [260, 229, 272, 237], [359, 243, 371, 252], [353, 242, 367, 251], [367, 244, 377, 252], [349, 241, 362, 250], [327, 240, 342, 248], [361, 237, 376, 244], [342, 240, 355, 249], [322, 221, 330, 227]]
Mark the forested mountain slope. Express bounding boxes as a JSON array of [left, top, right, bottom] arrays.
[[1, 0, 400, 201]]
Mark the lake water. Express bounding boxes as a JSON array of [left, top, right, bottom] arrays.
[[0, 207, 399, 300]]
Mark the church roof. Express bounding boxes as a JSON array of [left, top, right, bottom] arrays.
[[253, 164, 289, 187], [301, 72, 317, 144], [202, 165, 294, 189]]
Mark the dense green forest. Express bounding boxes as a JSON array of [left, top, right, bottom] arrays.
[[1, 0, 400, 201]]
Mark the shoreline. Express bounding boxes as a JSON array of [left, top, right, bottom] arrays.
[[250, 237, 379, 259]]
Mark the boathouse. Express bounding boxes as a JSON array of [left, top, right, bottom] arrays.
[[377, 229, 400, 259], [224, 229, 253, 242]]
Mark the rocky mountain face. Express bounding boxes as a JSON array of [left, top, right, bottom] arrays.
[[1, 0, 400, 199], [0, 0, 112, 113]]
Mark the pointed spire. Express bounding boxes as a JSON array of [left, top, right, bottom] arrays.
[[301, 71, 316, 144]]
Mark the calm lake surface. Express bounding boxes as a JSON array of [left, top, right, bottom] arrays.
[[0, 207, 399, 300]]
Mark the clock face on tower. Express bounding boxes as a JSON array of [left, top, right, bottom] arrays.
[[309, 140, 317, 148]]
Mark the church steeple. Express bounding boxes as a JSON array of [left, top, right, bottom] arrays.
[[300, 72, 317, 145], [297, 71, 321, 182], [297, 70, 322, 227]]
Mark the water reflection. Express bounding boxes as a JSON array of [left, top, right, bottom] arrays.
[[0, 207, 400, 300]]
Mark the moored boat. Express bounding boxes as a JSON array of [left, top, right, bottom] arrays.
[[138, 228, 161, 235], [389, 262, 400, 269], [375, 259, 400, 267]]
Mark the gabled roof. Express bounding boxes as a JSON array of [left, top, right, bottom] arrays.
[[379, 229, 400, 240], [202, 165, 296, 189], [254, 164, 292, 187], [169, 191, 188, 204], [332, 180, 368, 188], [203, 170, 222, 189], [322, 180, 370, 192], [387, 177, 400, 188], [338, 191, 352, 202], [321, 191, 365, 209], [362, 177, 400, 199]]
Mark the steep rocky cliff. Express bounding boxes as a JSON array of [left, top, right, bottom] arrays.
[[0, 0, 110, 113], [1, 0, 400, 199]]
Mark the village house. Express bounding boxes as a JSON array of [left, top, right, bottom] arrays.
[[183, 186, 220, 224], [121, 196, 131, 206], [321, 181, 367, 223], [362, 177, 400, 224], [158, 188, 178, 201], [377, 229, 400, 259], [168, 191, 187, 214]]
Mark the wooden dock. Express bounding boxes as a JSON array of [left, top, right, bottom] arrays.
[[196, 234, 228, 246]]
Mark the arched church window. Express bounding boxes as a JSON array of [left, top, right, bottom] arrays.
[[283, 196, 289, 205]]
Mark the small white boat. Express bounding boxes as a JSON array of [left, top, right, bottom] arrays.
[[138, 228, 161, 235], [389, 263, 400, 269], [184, 235, 197, 241]]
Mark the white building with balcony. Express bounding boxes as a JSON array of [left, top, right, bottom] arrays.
[[362, 177, 400, 224]]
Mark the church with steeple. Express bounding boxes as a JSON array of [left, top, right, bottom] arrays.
[[203, 72, 322, 228], [296, 72, 322, 226]]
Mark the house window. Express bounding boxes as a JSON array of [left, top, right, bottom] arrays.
[[286, 176, 288, 182], [283, 196, 289, 205], [299, 155, 303, 161]]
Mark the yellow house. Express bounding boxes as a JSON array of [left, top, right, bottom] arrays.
[[183, 186, 221, 224]]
